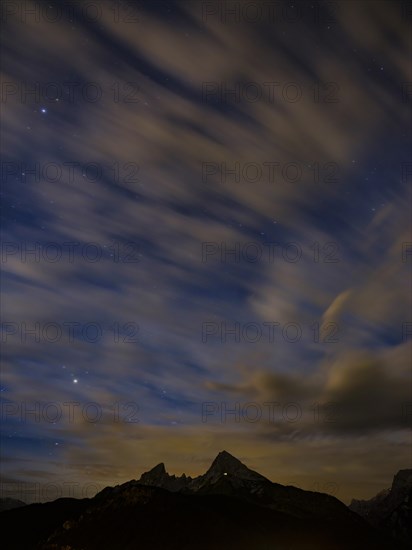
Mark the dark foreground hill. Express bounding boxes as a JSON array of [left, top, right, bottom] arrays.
[[1, 451, 407, 550], [0, 497, 26, 512]]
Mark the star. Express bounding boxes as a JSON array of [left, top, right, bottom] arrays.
[[73, 379, 78, 384], [41, 108, 47, 113]]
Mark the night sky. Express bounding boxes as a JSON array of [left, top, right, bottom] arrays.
[[1, 0, 411, 505]]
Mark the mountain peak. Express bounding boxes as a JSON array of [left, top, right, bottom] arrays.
[[149, 463, 166, 475], [138, 462, 192, 492], [217, 450, 238, 460], [211, 450, 244, 470], [203, 451, 268, 484], [139, 462, 168, 486]]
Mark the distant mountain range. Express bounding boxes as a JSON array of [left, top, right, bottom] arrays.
[[1, 451, 410, 549]]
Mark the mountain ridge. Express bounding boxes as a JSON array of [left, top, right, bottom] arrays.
[[135, 450, 270, 494], [1, 452, 408, 549]]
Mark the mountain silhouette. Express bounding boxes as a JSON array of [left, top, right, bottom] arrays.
[[136, 450, 268, 494], [1, 452, 408, 549], [350, 469, 412, 545]]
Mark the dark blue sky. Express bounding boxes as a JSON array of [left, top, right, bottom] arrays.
[[0, 0, 411, 504]]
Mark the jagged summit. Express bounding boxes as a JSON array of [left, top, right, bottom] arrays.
[[137, 451, 270, 494], [138, 460, 191, 492]]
